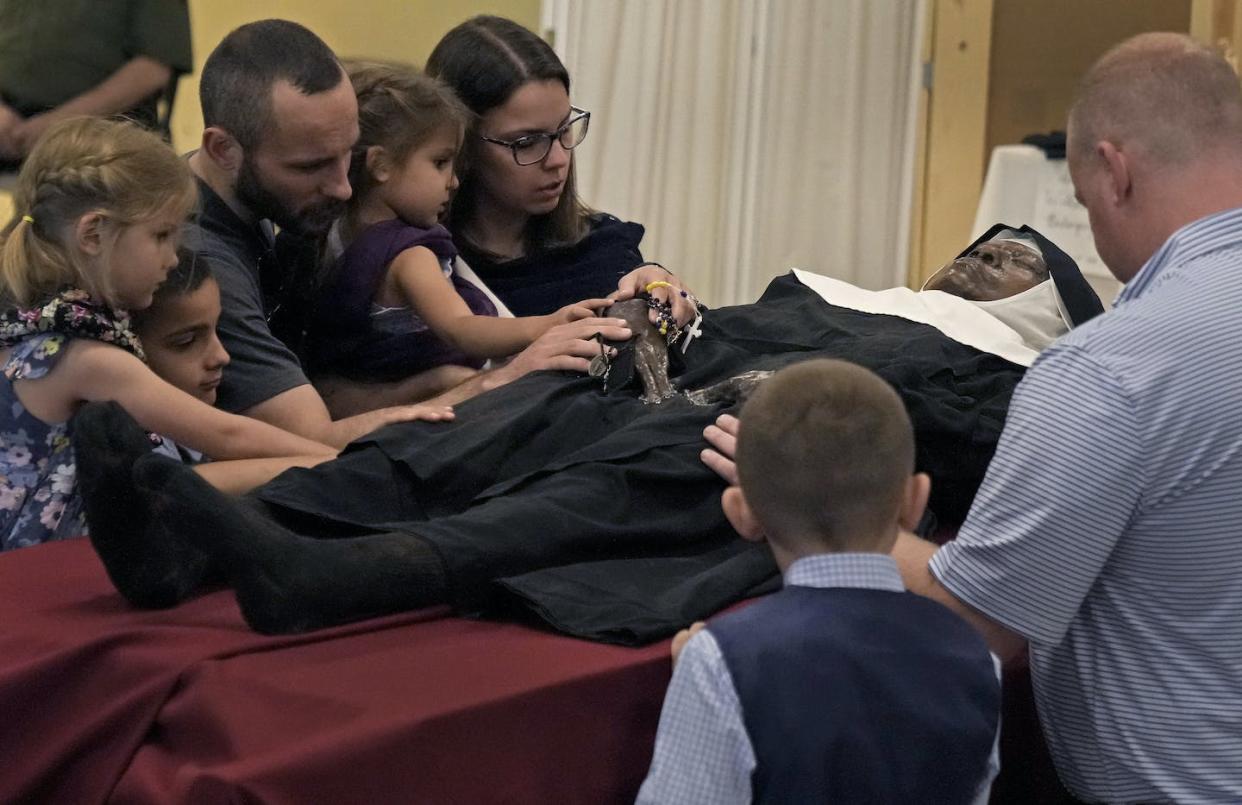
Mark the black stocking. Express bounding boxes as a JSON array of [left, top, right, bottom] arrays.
[[74, 401, 214, 608], [133, 454, 449, 634]]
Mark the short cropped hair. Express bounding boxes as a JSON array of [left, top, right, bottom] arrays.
[[199, 19, 344, 150], [737, 359, 914, 551], [1069, 32, 1242, 167]]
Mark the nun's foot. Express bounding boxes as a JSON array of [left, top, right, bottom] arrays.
[[75, 402, 211, 608], [135, 455, 448, 634]]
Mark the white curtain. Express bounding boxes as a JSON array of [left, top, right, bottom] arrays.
[[543, 0, 923, 307]]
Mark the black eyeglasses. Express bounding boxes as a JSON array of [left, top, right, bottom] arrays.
[[479, 107, 591, 166]]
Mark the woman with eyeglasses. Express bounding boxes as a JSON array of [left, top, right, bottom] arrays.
[[426, 16, 697, 322]]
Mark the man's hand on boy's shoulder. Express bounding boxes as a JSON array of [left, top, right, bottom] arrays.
[[671, 621, 708, 665]]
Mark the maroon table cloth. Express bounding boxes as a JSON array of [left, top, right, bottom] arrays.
[[1, 538, 1072, 804], [0, 540, 669, 804]]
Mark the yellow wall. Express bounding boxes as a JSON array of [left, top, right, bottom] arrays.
[[0, 178, 11, 225], [986, 0, 1191, 159], [1191, 0, 1242, 58], [170, 0, 542, 152], [912, 0, 994, 287]]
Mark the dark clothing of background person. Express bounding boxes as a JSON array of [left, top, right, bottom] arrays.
[[0, 0, 191, 169]]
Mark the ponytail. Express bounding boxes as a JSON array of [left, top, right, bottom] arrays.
[[0, 208, 85, 307], [0, 117, 196, 308]]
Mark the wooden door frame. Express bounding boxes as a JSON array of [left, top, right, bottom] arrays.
[[906, 0, 995, 287]]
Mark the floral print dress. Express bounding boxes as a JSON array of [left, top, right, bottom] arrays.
[[0, 333, 86, 551]]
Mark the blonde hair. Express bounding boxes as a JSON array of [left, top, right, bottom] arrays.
[[0, 117, 197, 308]]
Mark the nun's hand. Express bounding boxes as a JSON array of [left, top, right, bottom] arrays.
[[612, 264, 700, 327]]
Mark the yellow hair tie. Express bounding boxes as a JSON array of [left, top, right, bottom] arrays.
[[21, 215, 34, 224], [644, 280, 674, 293]]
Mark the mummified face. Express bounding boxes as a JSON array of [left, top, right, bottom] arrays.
[[924, 240, 1049, 301]]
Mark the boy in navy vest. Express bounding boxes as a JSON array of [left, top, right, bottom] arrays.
[[637, 359, 1001, 804]]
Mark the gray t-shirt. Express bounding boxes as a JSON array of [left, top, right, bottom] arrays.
[[190, 178, 308, 413]]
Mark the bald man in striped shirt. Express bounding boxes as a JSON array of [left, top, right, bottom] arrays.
[[702, 32, 1242, 804]]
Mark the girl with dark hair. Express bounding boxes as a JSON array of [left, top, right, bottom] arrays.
[[426, 16, 696, 321]]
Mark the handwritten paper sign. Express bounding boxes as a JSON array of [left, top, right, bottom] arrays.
[[1031, 162, 1108, 278]]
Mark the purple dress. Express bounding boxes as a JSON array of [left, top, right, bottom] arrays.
[[307, 221, 498, 382]]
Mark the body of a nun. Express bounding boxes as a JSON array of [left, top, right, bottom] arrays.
[[79, 225, 1102, 644]]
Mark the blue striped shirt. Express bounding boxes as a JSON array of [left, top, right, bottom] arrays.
[[932, 206, 1242, 803], [636, 553, 999, 804]]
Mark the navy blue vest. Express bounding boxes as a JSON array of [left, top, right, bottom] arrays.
[[711, 586, 1000, 804]]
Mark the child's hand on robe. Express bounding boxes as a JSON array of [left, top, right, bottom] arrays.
[[373, 403, 456, 429]]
